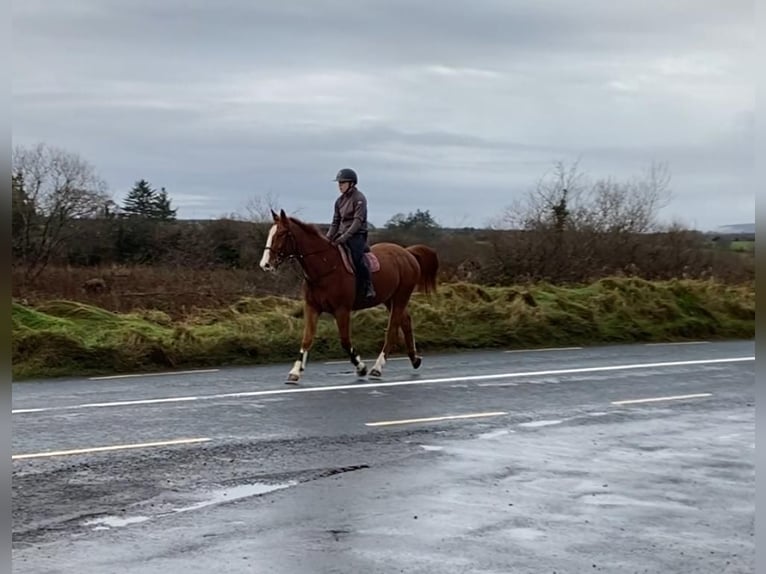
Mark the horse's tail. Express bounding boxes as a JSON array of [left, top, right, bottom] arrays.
[[407, 244, 439, 294]]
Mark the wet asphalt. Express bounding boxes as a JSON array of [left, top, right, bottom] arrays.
[[12, 340, 755, 573]]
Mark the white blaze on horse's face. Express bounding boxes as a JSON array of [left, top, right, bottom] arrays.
[[259, 224, 277, 271]]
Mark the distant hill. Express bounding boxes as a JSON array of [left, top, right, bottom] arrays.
[[717, 223, 755, 234]]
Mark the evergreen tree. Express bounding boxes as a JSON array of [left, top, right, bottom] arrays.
[[384, 209, 440, 230], [12, 172, 35, 259], [121, 179, 177, 220], [551, 188, 569, 232], [122, 179, 157, 218], [153, 187, 177, 221], [11, 172, 31, 222]]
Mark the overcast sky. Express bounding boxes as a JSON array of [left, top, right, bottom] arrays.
[[13, 0, 754, 230]]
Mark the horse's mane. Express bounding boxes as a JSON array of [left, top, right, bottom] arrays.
[[287, 216, 328, 241]]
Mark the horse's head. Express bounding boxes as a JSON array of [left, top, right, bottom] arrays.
[[259, 209, 297, 272], [259, 209, 332, 271]]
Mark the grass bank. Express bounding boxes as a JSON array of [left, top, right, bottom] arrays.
[[12, 277, 754, 380]]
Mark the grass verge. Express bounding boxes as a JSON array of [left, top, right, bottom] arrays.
[[12, 278, 754, 380]]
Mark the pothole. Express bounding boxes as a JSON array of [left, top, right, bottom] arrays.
[[84, 515, 152, 529], [169, 481, 297, 515], [81, 465, 372, 531], [83, 481, 296, 531]]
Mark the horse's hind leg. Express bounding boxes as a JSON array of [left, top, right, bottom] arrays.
[[287, 303, 319, 384], [370, 303, 405, 378], [400, 309, 422, 369]]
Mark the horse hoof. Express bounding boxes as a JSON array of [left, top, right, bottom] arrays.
[[412, 356, 422, 369], [357, 365, 368, 377], [369, 368, 382, 378], [286, 374, 300, 384]]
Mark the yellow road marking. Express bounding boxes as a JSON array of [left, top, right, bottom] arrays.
[[12, 437, 211, 460], [611, 393, 712, 406]]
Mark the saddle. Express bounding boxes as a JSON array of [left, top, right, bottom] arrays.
[[337, 246, 380, 275]]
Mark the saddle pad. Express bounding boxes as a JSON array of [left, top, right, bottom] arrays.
[[339, 248, 380, 274], [364, 252, 380, 273]]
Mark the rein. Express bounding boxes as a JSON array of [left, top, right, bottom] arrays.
[[275, 227, 341, 284]]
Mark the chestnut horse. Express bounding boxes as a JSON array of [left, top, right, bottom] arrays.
[[259, 209, 438, 383]]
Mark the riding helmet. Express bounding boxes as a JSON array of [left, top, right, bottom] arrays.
[[334, 168, 358, 184]]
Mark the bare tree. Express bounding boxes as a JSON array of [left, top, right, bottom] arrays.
[[585, 161, 672, 233], [12, 142, 111, 281], [496, 159, 671, 233], [242, 191, 282, 223], [484, 160, 676, 283], [491, 159, 590, 230]]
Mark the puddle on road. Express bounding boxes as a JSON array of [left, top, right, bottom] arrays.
[[580, 493, 691, 510], [518, 419, 564, 428], [84, 515, 151, 529], [478, 429, 513, 439], [507, 527, 546, 541], [83, 481, 296, 531], [171, 481, 296, 515]]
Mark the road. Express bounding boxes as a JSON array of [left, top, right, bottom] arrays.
[[12, 340, 755, 573]]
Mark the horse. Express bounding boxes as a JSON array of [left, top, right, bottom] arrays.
[[259, 209, 439, 383]]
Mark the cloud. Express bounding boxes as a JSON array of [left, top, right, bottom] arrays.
[[12, 0, 754, 229]]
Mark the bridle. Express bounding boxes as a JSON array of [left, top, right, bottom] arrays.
[[267, 225, 340, 284]]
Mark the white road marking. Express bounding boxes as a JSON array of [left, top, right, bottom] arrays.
[[366, 411, 508, 427], [12, 437, 211, 460], [324, 357, 409, 365], [505, 346, 583, 353], [12, 356, 753, 415], [89, 369, 219, 381], [644, 341, 709, 346], [611, 393, 713, 405]]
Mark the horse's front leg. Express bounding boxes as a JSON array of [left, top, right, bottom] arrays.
[[335, 309, 367, 377], [287, 303, 319, 384]]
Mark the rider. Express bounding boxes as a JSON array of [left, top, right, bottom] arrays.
[[326, 168, 376, 300]]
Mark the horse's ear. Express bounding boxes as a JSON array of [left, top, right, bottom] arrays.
[[279, 209, 287, 223], [271, 209, 279, 222]]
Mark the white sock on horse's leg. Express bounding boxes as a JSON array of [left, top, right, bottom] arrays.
[[289, 348, 308, 378], [372, 351, 386, 373]]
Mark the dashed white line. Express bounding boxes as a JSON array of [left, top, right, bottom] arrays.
[[12, 356, 753, 415], [505, 346, 583, 353], [611, 393, 713, 405], [366, 412, 508, 427], [12, 438, 211, 460], [89, 369, 220, 380], [644, 341, 709, 347], [324, 357, 409, 365]]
